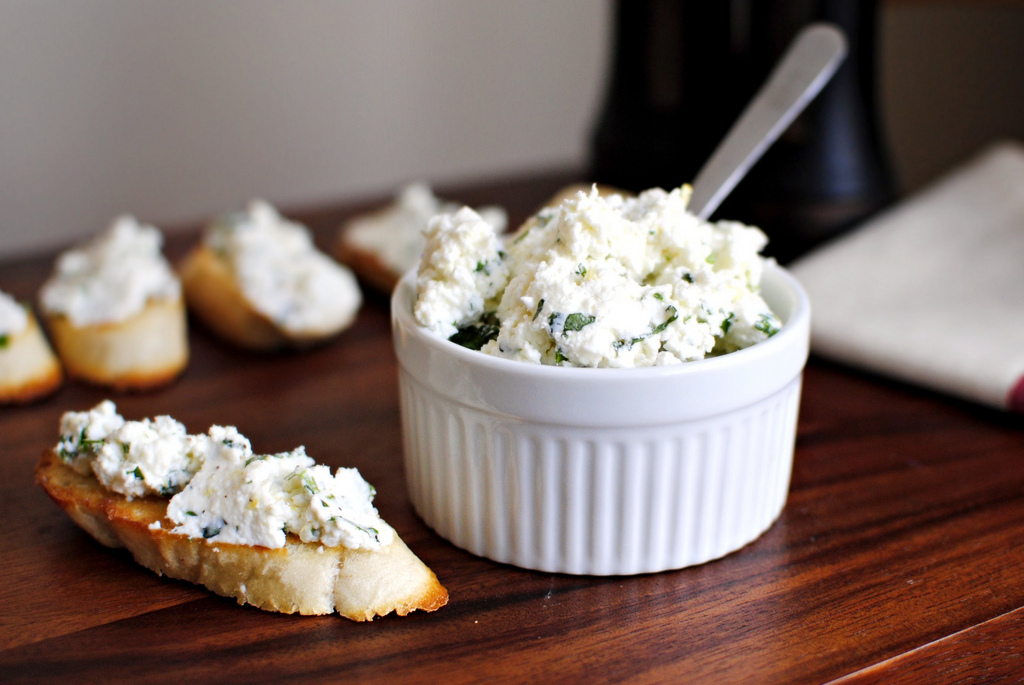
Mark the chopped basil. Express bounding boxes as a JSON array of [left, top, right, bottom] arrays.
[[532, 298, 545, 321], [754, 314, 780, 337], [562, 312, 595, 334], [650, 306, 678, 335], [721, 312, 735, 334], [78, 428, 105, 451], [653, 292, 664, 301], [450, 313, 500, 351]]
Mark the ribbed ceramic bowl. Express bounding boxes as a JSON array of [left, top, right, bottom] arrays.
[[392, 263, 810, 575]]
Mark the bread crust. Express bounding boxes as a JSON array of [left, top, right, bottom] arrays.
[[333, 236, 403, 296], [44, 297, 188, 391], [0, 312, 63, 404], [180, 246, 355, 351], [35, 450, 449, 621]]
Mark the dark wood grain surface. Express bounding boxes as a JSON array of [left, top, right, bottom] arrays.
[[2, 172, 1023, 684]]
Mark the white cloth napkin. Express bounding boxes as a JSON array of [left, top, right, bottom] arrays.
[[789, 141, 1024, 413]]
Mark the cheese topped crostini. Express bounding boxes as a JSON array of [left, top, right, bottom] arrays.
[[180, 200, 362, 350], [39, 216, 188, 390], [0, 289, 62, 403], [36, 401, 448, 621]]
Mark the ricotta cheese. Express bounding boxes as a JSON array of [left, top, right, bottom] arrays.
[[0, 290, 28, 341], [414, 185, 782, 367], [205, 200, 362, 336], [53, 401, 392, 551], [40, 216, 181, 326], [345, 182, 507, 277]]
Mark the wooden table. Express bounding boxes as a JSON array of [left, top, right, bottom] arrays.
[[3, 173, 1023, 683]]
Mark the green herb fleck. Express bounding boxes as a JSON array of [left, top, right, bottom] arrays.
[[563, 313, 596, 334], [650, 306, 678, 335], [202, 525, 221, 539], [78, 428, 105, 452], [450, 312, 500, 351], [129, 466, 143, 480], [0, 334, 8, 349], [653, 293, 664, 301], [185, 510, 197, 517], [576, 263, 587, 278], [555, 348, 569, 364], [682, 273, 694, 284], [122, 443, 131, 455], [705, 253, 716, 265], [754, 315, 780, 337], [722, 313, 735, 334], [532, 298, 545, 321]]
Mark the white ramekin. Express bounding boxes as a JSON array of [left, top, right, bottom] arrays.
[[392, 264, 810, 575]]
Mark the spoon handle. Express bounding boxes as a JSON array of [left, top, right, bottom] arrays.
[[688, 23, 847, 221]]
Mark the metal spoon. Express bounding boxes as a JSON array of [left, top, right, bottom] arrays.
[[688, 23, 848, 221]]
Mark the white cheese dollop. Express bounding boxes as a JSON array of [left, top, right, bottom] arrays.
[[0, 290, 28, 339], [414, 185, 783, 367], [40, 216, 181, 326], [206, 200, 361, 336], [414, 207, 510, 339], [167, 427, 392, 550], [55, 400, 198, 498], [53, 401, 392, 551], [344, 182, 507, 277]]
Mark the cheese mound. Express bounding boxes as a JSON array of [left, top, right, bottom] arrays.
[[414, 185, 782, 367], [54, 401, 392, 551], [40, 216, 181, 326], [206, 200, 362, 336]]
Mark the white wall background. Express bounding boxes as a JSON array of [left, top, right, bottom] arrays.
[[1, 1, 1022, 260], [0, 0, 611, 258]]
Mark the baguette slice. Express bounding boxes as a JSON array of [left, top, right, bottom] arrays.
[[179, 246, 358, 351], [0, 311, 63, 404], [44, 296, 188, 391], [35, 450, 449, 621]]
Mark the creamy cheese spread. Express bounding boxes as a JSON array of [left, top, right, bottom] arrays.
[[414, 185, 782, 367], [55, 401, 393, 551], [345, 182, 507, 277], [40, 216, 181, 326], [205, 200, 362, 335], [0, 290, 28, 342]]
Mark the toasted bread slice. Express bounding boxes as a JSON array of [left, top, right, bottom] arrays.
[[179, 246, 358, 351], [44, 297, 187, 391], [35, 450, 449, 621], [0, 311, 63, 403]]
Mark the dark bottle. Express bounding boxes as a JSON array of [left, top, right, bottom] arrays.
[[589, 0, 894, 264]]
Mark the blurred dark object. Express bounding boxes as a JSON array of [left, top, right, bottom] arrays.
[[589, 0, 895, 263]]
